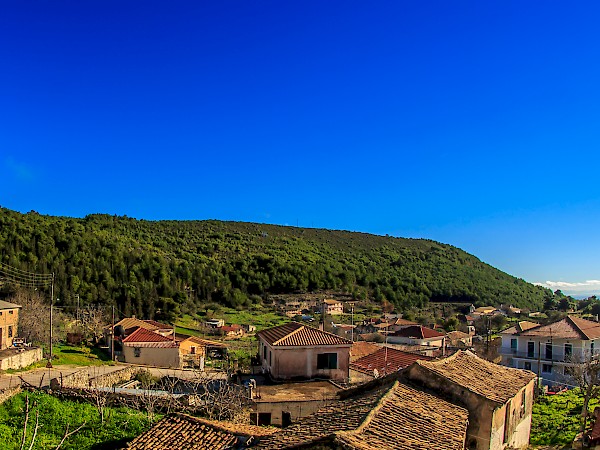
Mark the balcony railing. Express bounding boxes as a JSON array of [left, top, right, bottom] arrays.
[[500, 349, 575, 363]]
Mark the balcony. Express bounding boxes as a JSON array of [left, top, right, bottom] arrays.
[[500, 349, 574, 363]]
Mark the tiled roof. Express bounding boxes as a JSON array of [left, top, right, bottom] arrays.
[[324, 299, 342, 305], [0, 300, 21, 310], [255, 381, 468, 450], [116, 318, 159, 332], [413, 350, 536, 404], [257, 322, 352, 347], [125, 413, 277, 450], [183, 336, 227, 348], [501, 321, 539, 335], [393, 318, 417, 327], [122, 327, 174, 344], [350, 342, 381, 361], [391, 325, 445, 339], [350, 347, 430, 376], [517, 316, 600, 340]]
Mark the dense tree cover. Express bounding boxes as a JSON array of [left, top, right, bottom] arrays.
[[0, 207, 549, 320]]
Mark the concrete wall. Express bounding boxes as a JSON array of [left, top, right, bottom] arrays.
[[252, 398, 333, 427], [0, 386, 21, 404], [51, 366, 144, 389], [0, 347, 43, 370], [0, 308, 19, 350], [123, 345, 181, 368], [259, 339, 351, 381]]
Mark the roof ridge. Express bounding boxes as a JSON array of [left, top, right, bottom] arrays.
[[351, 381, 399, 434], [273, 324, 305, 345], [566, 315, 595, 340]]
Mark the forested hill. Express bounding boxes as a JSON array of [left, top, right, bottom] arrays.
[[0, 207, 550, 318]]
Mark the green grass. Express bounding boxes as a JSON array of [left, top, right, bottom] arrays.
[[530, 389, 599, 446], [3, 345, 114, 374], [0, 391, 154, 449], [176, 308, 289, 333]]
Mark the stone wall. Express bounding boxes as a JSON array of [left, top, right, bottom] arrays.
[[0, 347, 43, 371], [51, 366, 143, 390], [0, 386, 21, 404]]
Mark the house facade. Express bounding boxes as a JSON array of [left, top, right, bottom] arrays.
[[0, 300, 21, 350], [179, 336, 227, 370], [387, 324, 445, 348], [121, 327, 180, 368], [407, 350, 536, 450], [256, 322, 352, 381], [500, 316, 600, 385], [323, 299, 344, 315]]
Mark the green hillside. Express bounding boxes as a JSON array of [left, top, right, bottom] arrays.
[[0, 207, 550, 318]]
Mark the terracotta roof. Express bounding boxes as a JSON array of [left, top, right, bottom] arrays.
[[393, 318, 417, 327], [257, 322, 352, 347], [324, 299, 342, 305], [351, 342, 381, 361], [183, 336, 227, 348], [116, 318, 159, 332], [412, 350, 536, 404], [255, 381, 468, 450], [122, 327, 175, 344], [391, 325, 445, 339], [126, 413, 277, 450], [0, 300, 21, 310], [350, 347, 430, 376], [517, 316, 600, 340]]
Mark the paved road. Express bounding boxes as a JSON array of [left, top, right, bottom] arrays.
[[0, 364, 227, 390]]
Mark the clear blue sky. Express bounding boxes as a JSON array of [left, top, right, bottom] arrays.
[[1, 1, 599, 295]]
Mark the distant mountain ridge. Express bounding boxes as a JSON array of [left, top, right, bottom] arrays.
[[0, 207, 550, 318]]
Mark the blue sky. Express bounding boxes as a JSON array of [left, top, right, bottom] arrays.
[[1, 1, 600, 295]]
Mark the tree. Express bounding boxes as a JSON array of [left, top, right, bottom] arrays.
[[564, 352, 600, 435], [10, 289, 66, 347]]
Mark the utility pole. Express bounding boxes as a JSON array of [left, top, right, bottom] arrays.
[[111, 305, 115, 361], [75, 294, 80, 327], [537, 341, 542, 395], [48, 273, 54, 368], [348, 302, 355, 342]]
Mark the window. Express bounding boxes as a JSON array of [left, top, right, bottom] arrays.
[[511, 339, 517, 350], [592, 342, 595, 354], [542, 364, 552, 373], [317, 353, 338, 370], [134, 347, 141, 357], [565, 343, 572, 358], [190, 346, 196, 355], [8, 326, 12, 338], [263, 344, 267, 360], [545, 343, 553, 360], [269, 350, 272, 366], [527, 342, 535, 358], [9, 310, 13, 315], [524, 362, 532, 371]]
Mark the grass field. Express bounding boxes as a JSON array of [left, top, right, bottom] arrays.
[[4, 345, 114, 373]]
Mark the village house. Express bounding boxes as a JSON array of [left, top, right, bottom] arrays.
[[254, 379, 469, 450], [220, 324, 244, 337], [121, 327, 180, 368], [349, 346, 430, 383], [256, 322, 352, 381], [500, 316, 600, 385], [386, 324, 446, 349], [323, 299, 343, 315], [446, 330, 473, 348], [349, 341, 380, 362], [179, 336, 227, 370], [406, 350, 536, 450], [0, 300, 21, 349]]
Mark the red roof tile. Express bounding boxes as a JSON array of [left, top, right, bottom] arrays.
[[518, 316, 600, 340], [142, 319, 173, 329], [257, 322, 352, 347], [350, 347, 430, 376], [123, 327, 174, 343], [391, 325, 445, 339], [351, 342, 381, 361]]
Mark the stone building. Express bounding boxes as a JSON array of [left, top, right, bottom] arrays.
[[0, 300, 21, 349], [406, 350, 536, 450], [256, 322, 352, 381]]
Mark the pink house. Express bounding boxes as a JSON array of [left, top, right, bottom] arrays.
[[257, 322, 352, 381]]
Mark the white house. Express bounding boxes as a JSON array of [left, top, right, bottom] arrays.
[[500, 316, 600, 385]]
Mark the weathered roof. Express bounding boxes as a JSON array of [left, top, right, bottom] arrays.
[[350, 347, 430, 376], [116, 317, 160, 332], [393, 318, 417, 327], [413, 350, 536, 404], [501, 321, 539, 335], [257, 322, 352, 347], [142, 319, 173, 329], [0, 300, 21, 310], [255, 381, 468, 450], [122, 327, 176, 346], [350, 342, 381, 361], [324, 299, 342, 305], [125, 413, 277, 450], [517, 316, 600, 340], [391, 325, 445, 339], [182, 336, 227, 348]]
